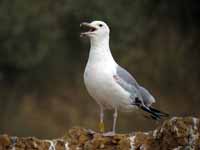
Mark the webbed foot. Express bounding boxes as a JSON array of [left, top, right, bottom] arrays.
[[102, 131, 115, 137]]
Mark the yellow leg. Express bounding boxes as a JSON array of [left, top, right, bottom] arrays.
[[99, 121, 105, 133]]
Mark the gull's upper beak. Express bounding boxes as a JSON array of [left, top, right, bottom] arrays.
[[80, 22, 97, 37], [80, 22, 91, 28]]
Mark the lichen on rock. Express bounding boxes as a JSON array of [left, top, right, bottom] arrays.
[[0, 117, 199, 150], [151, 117, 200, 150]]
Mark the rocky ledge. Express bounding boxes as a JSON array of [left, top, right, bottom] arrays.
[[0, 117, 199, 150]]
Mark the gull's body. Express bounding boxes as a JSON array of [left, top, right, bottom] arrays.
[[81, 21, 168, 135], [84, 42, 135, 111]]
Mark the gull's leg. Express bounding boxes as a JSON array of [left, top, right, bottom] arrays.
[[103, 108, 117, 136], [112, 107, 118, 133], [99, 107, 105, 133]]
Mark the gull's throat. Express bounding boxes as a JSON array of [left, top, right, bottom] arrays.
[[88, 36, 115, 63]]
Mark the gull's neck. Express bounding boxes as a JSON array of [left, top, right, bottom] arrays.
[[88, 36, 116, 64]]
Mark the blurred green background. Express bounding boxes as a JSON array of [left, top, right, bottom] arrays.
[[0, 0, 200, 138]]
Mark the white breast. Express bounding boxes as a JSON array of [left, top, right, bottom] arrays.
[[84, 60, 132, 110]]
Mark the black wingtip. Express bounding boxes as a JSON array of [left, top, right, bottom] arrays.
[[139, 105, 169, 120], [149, 106, 170, 117], [132, 98, 169, 120], [139, 105, 160, 120]]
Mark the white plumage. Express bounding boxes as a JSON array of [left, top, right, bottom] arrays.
[[80, 20, 168, 135]]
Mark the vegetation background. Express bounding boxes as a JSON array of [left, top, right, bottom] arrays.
[[0, 0, 200, 138]]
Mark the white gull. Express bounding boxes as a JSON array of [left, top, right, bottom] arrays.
[[80, 20, 168, 136]]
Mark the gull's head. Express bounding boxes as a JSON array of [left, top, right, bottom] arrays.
[[80, 21, 110, 40]]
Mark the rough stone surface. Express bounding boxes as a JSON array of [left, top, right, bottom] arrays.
[[0, 117, 199, 150]]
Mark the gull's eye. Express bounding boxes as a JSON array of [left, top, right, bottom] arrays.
[[99, 24, 103, 27]]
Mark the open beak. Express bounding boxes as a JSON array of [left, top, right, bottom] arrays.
[[80, 22, 97, 37]]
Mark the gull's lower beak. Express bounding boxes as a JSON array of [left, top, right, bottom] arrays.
[[80, 22, 97, 37]]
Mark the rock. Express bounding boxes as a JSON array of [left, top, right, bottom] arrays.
[[151, 117, 200, 150], [0, 134, 11, 149], [0, 117, 199, 150]]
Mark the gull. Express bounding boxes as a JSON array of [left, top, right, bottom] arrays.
[[80, 20, 168, 136]]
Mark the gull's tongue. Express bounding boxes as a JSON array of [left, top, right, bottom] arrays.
[[89, 28, 95, 32]]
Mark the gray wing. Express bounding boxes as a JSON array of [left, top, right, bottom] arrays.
[[116, 65, 139, 88], [115, 66, 168, 120], [115, 65, 155, 106], [114, 65, 142, 100], [139, 86, 155, 106]]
